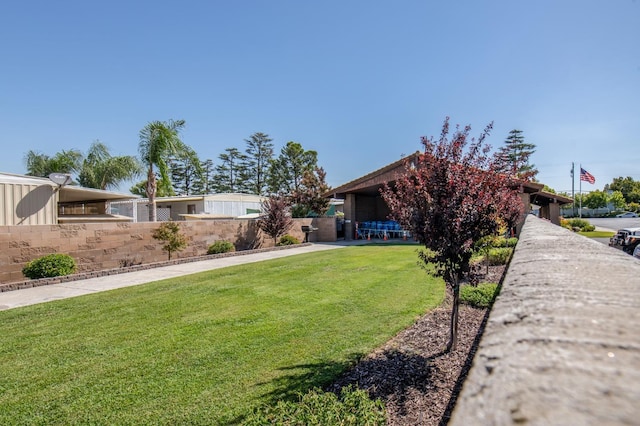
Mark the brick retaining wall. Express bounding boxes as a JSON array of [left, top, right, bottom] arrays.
[[0, 217, 336, 284]]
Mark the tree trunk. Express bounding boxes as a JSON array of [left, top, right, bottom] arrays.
[[147, 169, 157, 222], [447, 275, 460, 352]]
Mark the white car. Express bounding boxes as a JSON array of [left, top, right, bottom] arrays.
[[616, 212, 638, 218]]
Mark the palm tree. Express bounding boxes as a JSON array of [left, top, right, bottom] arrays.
[[78, 141, 142, 190], [138, 119, 192, 221], [24, 149, 83, 178]]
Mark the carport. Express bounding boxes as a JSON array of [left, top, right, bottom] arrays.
[[326, 155, 416, 240], [528, 189, 574, 224], [326, 155, 572, 240]]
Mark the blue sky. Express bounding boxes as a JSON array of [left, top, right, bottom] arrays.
[[1, 0, 638, 195]]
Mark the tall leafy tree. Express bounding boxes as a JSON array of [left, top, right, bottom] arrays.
[[24, 149, 83, 178], [605, 176, 640, 204], [609, 191, 626, 211], [268, 141, 318, 195], [212, 148, 249, 193], [381, 117, 523, 351], [78, 141, 142, 190], [291, 167, 331, 217], [583, 190, 609, 210], [138, 119, 190, 221], [495, 129, 538, 181], [244, 132, 274, 195]]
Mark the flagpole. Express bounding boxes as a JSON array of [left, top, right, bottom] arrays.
[[579, 163, 582, 218]]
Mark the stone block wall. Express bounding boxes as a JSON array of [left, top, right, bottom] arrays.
[[450, 215, 640, 424], [0, 217, 335, 284]]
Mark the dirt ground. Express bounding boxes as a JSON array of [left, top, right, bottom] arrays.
[[327, 265, 504, 425]]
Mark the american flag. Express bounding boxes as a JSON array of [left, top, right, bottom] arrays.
[[580, 167, 595, 184]]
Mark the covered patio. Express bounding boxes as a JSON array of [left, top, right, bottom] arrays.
[[326, 155, 572, 240]]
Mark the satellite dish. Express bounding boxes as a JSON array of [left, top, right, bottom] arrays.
[[48, 173, 72, 187]]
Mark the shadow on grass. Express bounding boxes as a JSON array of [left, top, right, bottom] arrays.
[[227, 356, 361, 424], [257, 354, 362, 405], [230, 349, 443, 424]]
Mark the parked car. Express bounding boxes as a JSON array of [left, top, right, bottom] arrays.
[[610, 227, 640, 254], [634, 244, 640, 259], [616, 212, 638, 218]]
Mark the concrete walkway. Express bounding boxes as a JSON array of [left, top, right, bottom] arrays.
[[0, 243, 354, 311]]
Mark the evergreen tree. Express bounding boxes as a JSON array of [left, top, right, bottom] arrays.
[[268, 141, 318, 195], [496, 129, 538, 181], [192, 159, 214, 194], [212, 148, 249, 193], [168, 149, 203, 195], [244, 132, 274, 195]]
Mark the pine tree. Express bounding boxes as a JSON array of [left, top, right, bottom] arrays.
[[496, 129, 538, 181], [212, 148, 249, 193], [168, 149, 203, 196], [268, 141, 318, 195], [192, 159, 214, 194], [244, 132, 274, 195]]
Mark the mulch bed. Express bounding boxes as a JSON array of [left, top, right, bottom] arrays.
[[327, 265, 505, 425]]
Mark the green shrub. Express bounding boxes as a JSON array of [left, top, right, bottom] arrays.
[[460, 283, 499, 308], [243, 386, 386, 426], [563, 218, 594, 232], [486, 247, 512, 265], [277, 234, 300, 246], [207, 241, 236, 255], [506, 237, 518, 247], [22, 254, 77, 279], [152, 220, 187, 260]]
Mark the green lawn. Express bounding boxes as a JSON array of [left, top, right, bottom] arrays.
[[578, 231, 615, 238], [0, 245, 444, 425]]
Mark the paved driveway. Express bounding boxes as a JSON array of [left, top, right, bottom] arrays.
[[587, 217, 640, 231]]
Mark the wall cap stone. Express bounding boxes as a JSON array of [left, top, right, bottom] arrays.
[[450, 215, 640, 425]]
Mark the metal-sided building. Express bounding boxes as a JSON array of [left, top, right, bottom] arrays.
[[0, 172, 137, 226], [108, 193, 265, 222]]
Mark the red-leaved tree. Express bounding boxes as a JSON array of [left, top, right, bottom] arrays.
[[257, 194, 294, 246], [381, 117, 523, 351]]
